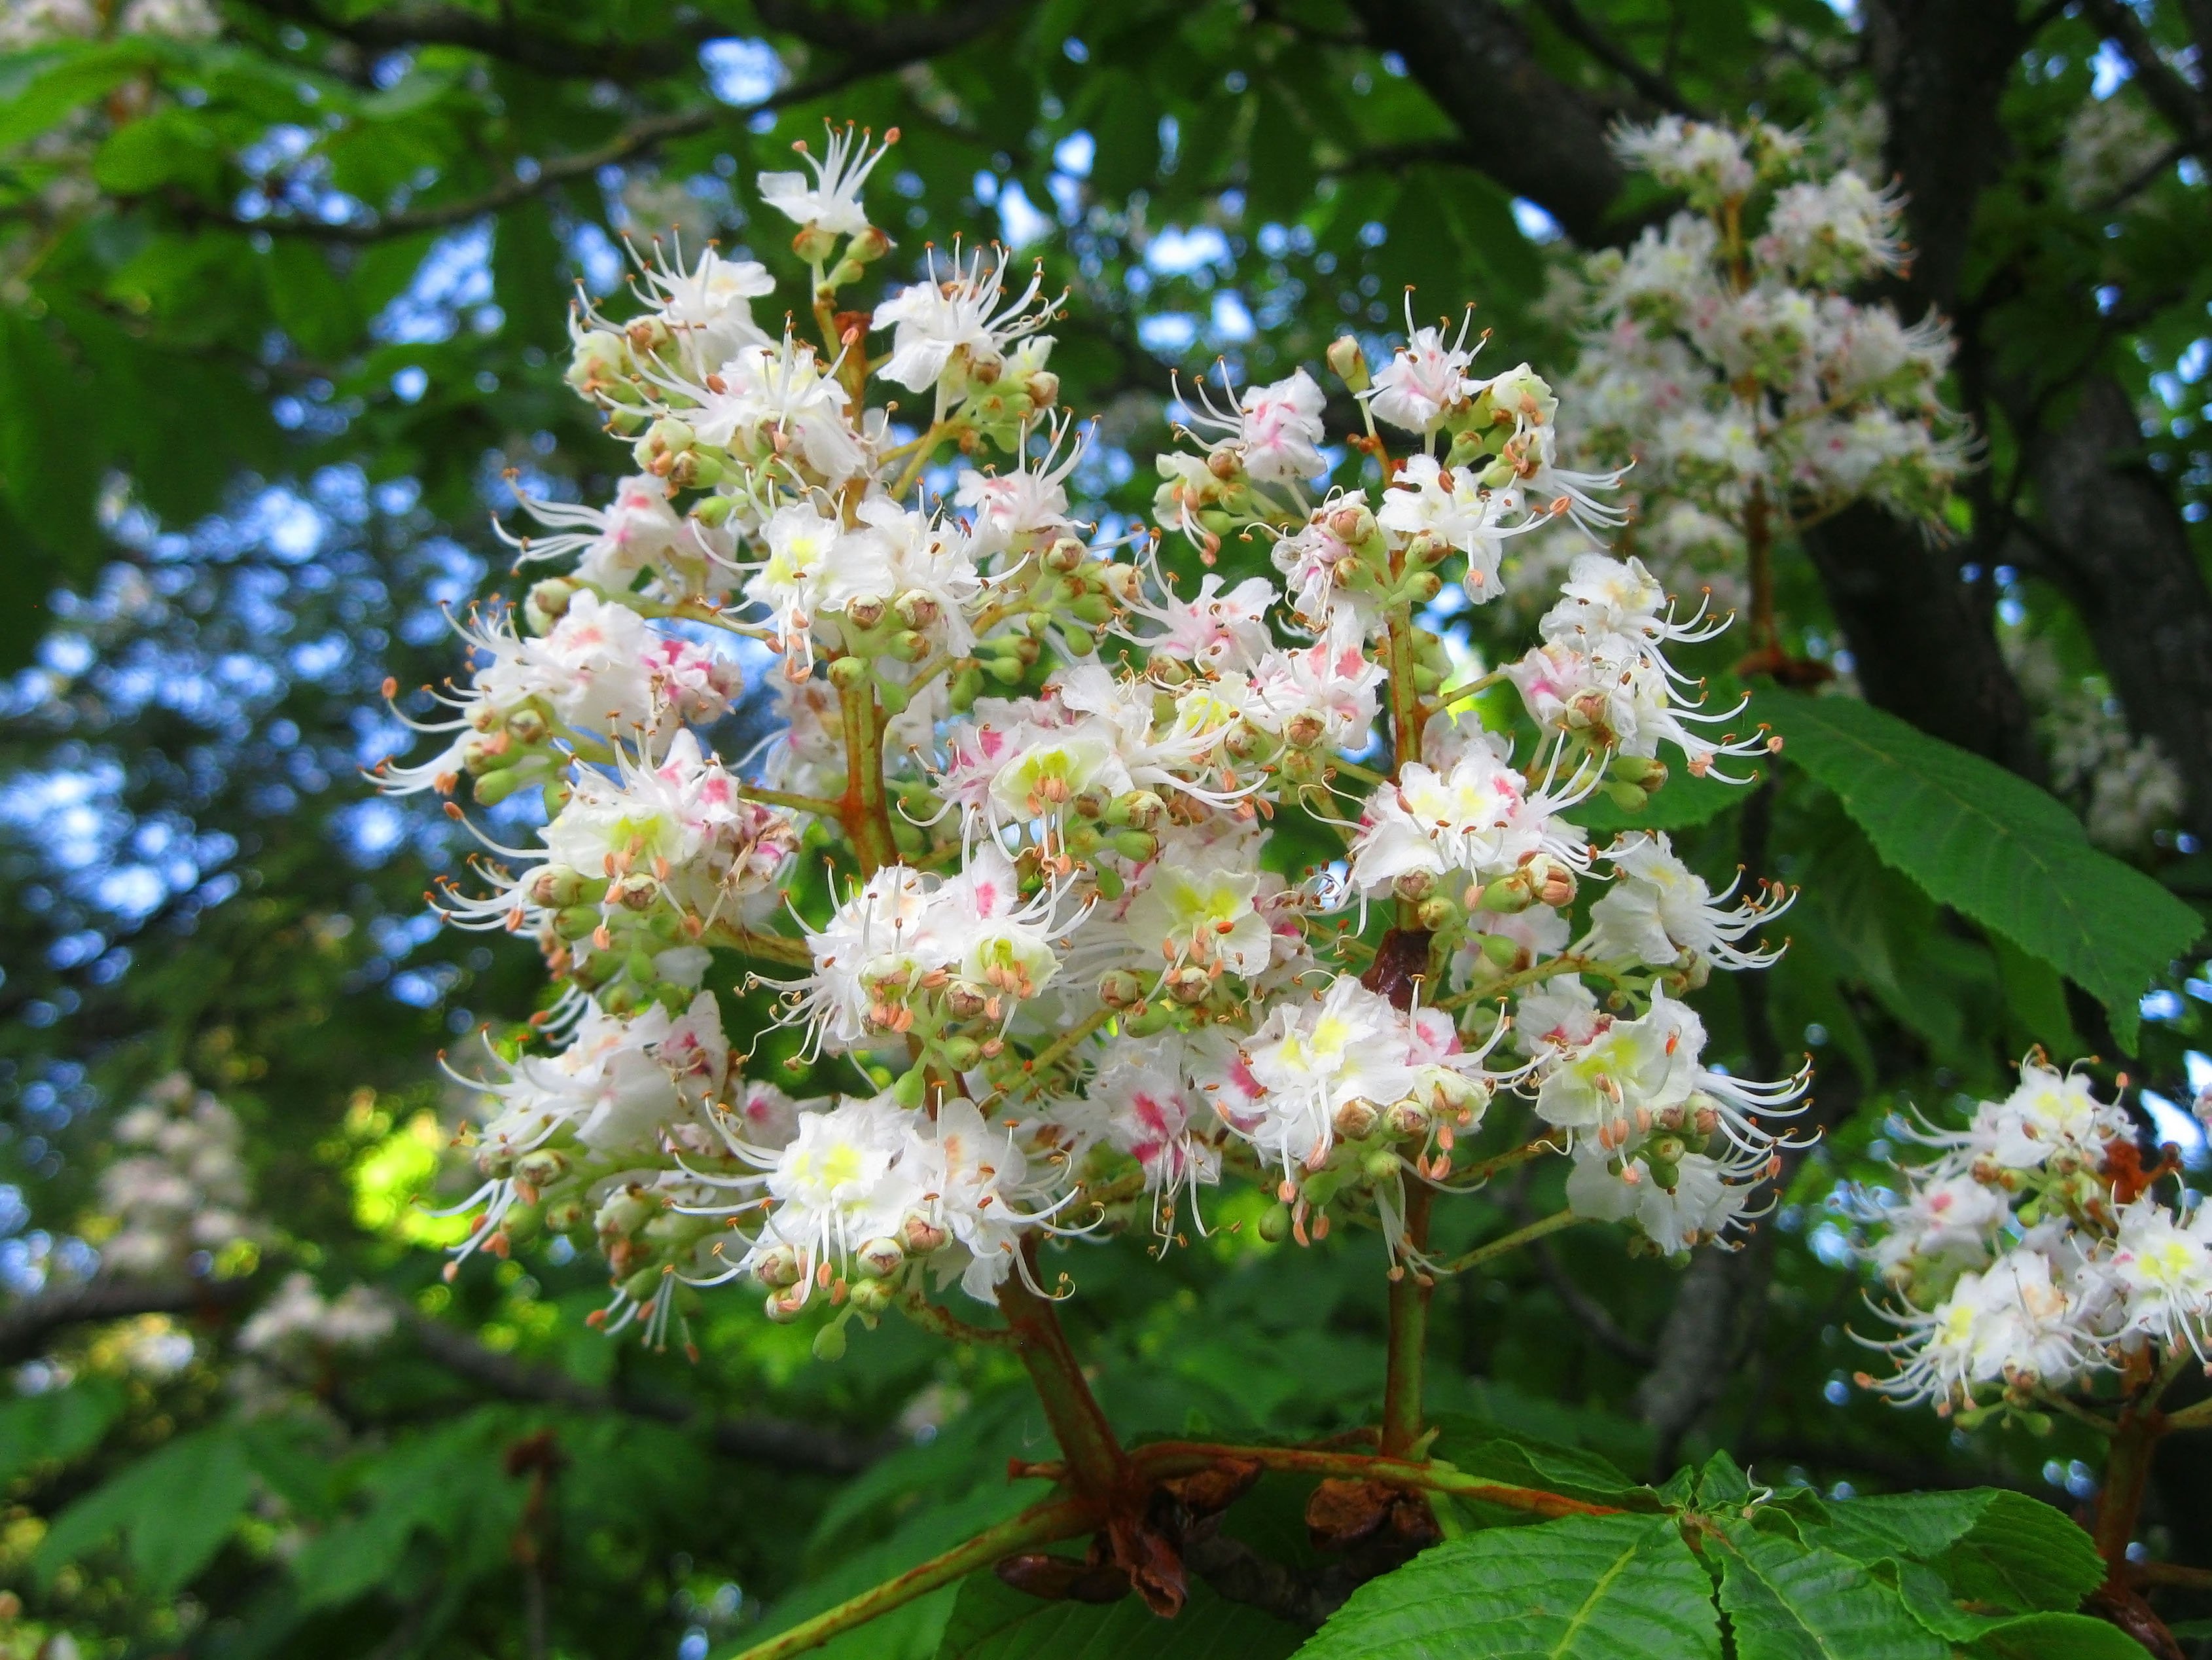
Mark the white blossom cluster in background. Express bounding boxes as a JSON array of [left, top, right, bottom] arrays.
[[0, 0, 221, 48], [94, 1074, 261, 1276], [1857, 1060, 2212, 1413], [1551, 118, 1971, 611], [2005, 630, 2185, 854], [2059, 92, 2171, 213], [237, 1272, 396, 1363], [381, 118, 1834, 1360]]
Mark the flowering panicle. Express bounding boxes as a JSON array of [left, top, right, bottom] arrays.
[[1857, 1059, 2212, 1414], [378, 115, 1836, 1365], [1558, 118, 1969, 612]]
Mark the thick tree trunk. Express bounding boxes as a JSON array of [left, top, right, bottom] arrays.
[[2025, 374, 2212, 842]]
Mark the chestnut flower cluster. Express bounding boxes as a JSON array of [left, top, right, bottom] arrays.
[[1857, 1060, 2212, 1415], [1556, 117, 1971, 609], [384, 122, 1813, 1360]]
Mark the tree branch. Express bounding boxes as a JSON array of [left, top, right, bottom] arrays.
[[2080, 0, 2211, 147], [1344, 0, 1634, 246], [389, 1299, 887, 1475], [0, 1274, 259, 1367], [1533, 0, 1704, 117], [194, 0, 1027, 243], [236, 0, 708, 82]]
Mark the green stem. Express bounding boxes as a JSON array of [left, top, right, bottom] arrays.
[[1381, 1180, 1434, 1458], [995, 1260, 1128, 1498], [736, 784, 847, 818], [838, 677, 899, 875], [699, 922, 813, 969], [1440, 1209, 1580, 1275], [728, 1494, 1099, 1660], [899, 1285, 1022, 1350], [1132, 1441, 1619, 1521]]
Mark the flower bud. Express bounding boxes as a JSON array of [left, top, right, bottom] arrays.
[[525, 577, 579, 632], [847, 1275, 895, 1314], [1027, 370, 1060, 409], [893, 591, 941, 630], [1333, 1098, 1380, 1140], [1165, 964, 1213, 1005], [855, 1237, 906, 1280], [1113, 830, 1160, 861], [1097, 969, 1146, 1009], [1327, 334, 1371, 392], [827, 655, 870, 690], [753, 1245, 803, 1289], [812, 1321, 849, 1362], [1363, 1147, 1402, 1183], [527, 864, 590, 909], [1258, 1201, 1294, 1243], [943, 983, 990, 1020], [1383, 1099, 1431, 1139], [902, 1215, 949, 1255], [792, 223, 840, 264], [849, 225, 893, 263], [515, 1148, 569, 1189], [1327, 502, 1376, 544], [844, 596, 887, 630], [613, 872, 661, 911], [764, 1289, 806, 1323]]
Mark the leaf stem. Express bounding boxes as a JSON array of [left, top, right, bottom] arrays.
[[1130, 1441, 1620, 1520], [1439, 1208, 1581, 1275], [726, 1494, 1099, 1660]]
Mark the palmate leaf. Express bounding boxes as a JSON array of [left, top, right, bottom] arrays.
[[935, 1573, 1305, 1659], [1757, 689, 2203, 1048], [35, 1426, 255, 1598], [1293, 1513, 1719, 1659], [1714, 1521, 1943, 1660]]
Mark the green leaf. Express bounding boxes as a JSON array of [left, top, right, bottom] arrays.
[[1758, 689, 2203, 1048], [1798, 1490, 1997, 1564], [36, 1428, 254, 1597], [94, 110, 225, 196], [1425, 1416, 1642, 1507], [1961, 1613, 2147, 1659], [936, 1572, 1306, 1659], [0, 310, 107, 573], [1938, 1492, 2105, 1615], [1294, 1513, 1721, 1658], [1715, 1521, 1943, 1660], [0, 41, 162, 151], [0, 1378, 124, 1487]]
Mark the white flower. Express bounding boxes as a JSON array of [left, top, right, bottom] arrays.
[[1586, 831, 1788, 975], [1965, 1061, 2130, 1172], [635, 244, 776, 370], [477, 992, 729, 1163], [743, 1093, 922, 1295], [907, 1099, 1071, 1301], [497, 475, 711, 593], [872, 243, 1060, 397], [1867, 1166, 2010, 1288], [1378, 455, 1529, 600], [2108, 1199, 2212, 1359], [238, 1274, 396, 1359], [758, 122, 894, 237], [1866, 1248, 2099, 1408], [1364, 305, 1480, 433], [1347, 736, 1592, 895], [1565, 1145, 1752, 1254], [1244, 620, 1384, 751], [1116, 825, 1282, 979], [1180, 365, 1329, 484], [1240, 977, 1418, 1180], [954, 416, 1083, 556], [1127, 573, 1278, 674]]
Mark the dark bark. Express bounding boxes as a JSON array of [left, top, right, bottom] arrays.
[[0, 1273, 258, 1367], [2025, 374, 2212, 842], [391, 1301, 886, 1475], [1344, 0, 1632, 245], [1801, 505, 2047, 778]]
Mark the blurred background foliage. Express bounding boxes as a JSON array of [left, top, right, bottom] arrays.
[[0, 0, 2209, 1655]]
